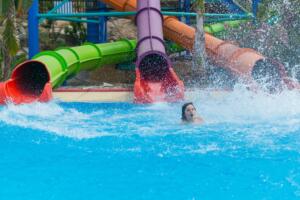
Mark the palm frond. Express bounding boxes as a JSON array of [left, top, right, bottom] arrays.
[[0, 0, 11, 18], [3, 17, 19, 56], [17, 0, 33, 16]]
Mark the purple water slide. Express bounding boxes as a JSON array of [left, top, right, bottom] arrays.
[[136, 0, 172, 80]]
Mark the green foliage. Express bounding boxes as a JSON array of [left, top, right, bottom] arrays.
[[16, 0, 33, 15], [40, 20, 87, 50], [12, 51, 26, 67], [0, 0, 32, 18], [64, 22, 87, 45], [3, 17, 18, 56], [39, 19, 64, 50], [0, 0, 32, 80], [194, 0, 205, 13], [0, 0, 11, 18]]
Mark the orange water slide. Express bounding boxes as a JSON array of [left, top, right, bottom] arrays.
[[101, 0, 298, 89]]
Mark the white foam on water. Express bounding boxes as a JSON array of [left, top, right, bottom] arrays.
[[186, 86, 300, 125], [0, 86, 299, 148], [0, 100, 111, 139], [181, 86, 300, 154]]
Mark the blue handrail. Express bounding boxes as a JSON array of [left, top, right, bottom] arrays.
[[38, 11, 253, 18]]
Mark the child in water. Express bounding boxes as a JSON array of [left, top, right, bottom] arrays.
[[181, 102, 204, 124]]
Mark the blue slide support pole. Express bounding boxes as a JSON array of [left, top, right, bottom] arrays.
[[87, 2, 107, 43], [252, 0, 260, 17], [98, 2, 107, 43], [178, 0, 182, 21], [86, 1, 99, 43], [184, 0, 191, 25], [28, 0, 39, 59]]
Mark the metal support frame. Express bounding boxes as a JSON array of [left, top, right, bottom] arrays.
[[223, 0, 244, 14], [28, 0, 39, 59], [178, 0, 191, 24], [178, 0, 182, 21], [99, 2, 107, 43], [39, 0, 70, 23], [252, 0, 260, 17], [184, 0, 191, 24], [38, 12, 252, 19], [87, 1, 107, 43], [28, 0, 258, 57], [28, 0, 108, 56]]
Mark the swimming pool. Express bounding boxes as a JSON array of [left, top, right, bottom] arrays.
[[1, 89, 300, 199]]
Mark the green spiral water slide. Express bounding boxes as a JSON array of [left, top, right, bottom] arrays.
[[0, 39, 137, 104], [204, 20, 245, 34], [36, 39, 137, 88]]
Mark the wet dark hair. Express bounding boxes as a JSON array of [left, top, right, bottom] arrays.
[[181, 102, 195, 121]]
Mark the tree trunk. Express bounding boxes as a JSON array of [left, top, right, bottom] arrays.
[[2, 48, 12, 80]]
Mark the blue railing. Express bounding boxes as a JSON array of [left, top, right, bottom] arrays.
[[28, 0, 260, 58]]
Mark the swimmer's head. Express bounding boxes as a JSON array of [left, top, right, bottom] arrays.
[[181, 102, 197, 122]]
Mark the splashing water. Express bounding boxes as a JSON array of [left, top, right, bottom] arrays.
[[219, 0, 300, 78], [0, 100, 110, 139], [0, 87, 299, 146], [0, 88, 300, 199]]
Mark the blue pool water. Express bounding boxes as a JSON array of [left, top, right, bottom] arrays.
[[1, 89, 300, 199]]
